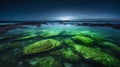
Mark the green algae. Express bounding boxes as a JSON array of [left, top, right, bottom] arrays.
[[78, 30, 106, 42], [39, 29, 63, 37], [23, 39, 61, 55], [72, 35, 94, 46], [15, 34, 37, 40], [1, 24, 120, 67], [29, 56, 63, 67], [101, 41, 120, 52], [64, 39, 120, 67], [63, 30, 82, 36], [73, 45, 120, 67], [61, 48, 80, 62], [64, 39, 77, 47]]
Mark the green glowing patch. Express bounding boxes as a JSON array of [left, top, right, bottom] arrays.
[[39, 29, 63, 37], [73, 45, 120, 67], [72, 35, 94, 46], [24, 39, 61, 55]]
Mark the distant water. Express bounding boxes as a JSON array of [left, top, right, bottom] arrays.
[[0, 21, 25, 25], [0, 23, 16, 25], [0, 21, 120, 25]]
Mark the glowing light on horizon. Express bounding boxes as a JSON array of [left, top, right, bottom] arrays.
[[57, 16, 74, 20]]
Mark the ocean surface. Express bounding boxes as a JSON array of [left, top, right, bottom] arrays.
[[0, 22, 120, 67]]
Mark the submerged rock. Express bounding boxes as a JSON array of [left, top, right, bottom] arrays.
[[0, 41, 22, 51], [23, 39, 61, 55], [64, 39, 120, 67], [101, 41, 120, 52], [29, 56, 63, 67], [39, 29, 62, 37], [61, 48, 80, 62], [72, 35, 94, 46], [89, 34, 106, 43], [79, 30, 106, 42], [15, 34, 37, 40], [63, 30, 97, 36], [50, 50, 61, 56], [0, 53, 18, 67], [64, 39, 77, 47], [73, 45, 120, 67], [63, 30, 82, 36]]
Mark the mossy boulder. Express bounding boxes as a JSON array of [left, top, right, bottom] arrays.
[[30, 56, 63, 67], [23, 39, 61, 55], [72, 35, 94, 46], [61, 48, 80, 62], [73, 44, 120, 67]]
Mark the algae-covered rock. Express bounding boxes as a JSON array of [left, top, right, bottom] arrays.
[[79, 30, 106, 42], [73, 45, 120, 67], [30, 56, 63, 67], [63, 30, 94, 36], [89, 34, 106, 42], [63, 30, 82, 36], [72, 35, 94, 46], [64, 39, 77, 47], [102, 41, 120, 52], [64, 39, 120, 67], [39, 29, 62, 37], [15, 34, 37, 40], [23, 39, 61, 55], [61, 48, 80, 62]]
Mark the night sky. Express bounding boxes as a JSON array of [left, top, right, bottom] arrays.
[[0, 0, 120, 21]]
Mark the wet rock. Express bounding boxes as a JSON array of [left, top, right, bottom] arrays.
[[61, 48, 80, 62], [23, 39, 61, 55], [64, 63, 72, 67], [78, 30, 105, 42], [89, 34, 105, 42], [63, 30, 82, 36], [64, 39, 77, 47], [0, 41, 22, 51], [0, 53, 18, 67], [39, 29, 62, 37], [29, 56, 63, 67], [73, 45, 120, 67], [101, 41, 120, 52], [72, 35, 94, 46], [64, 39, 120, 67], [50, 50, 61, 56], [15, 34, 37, 40]]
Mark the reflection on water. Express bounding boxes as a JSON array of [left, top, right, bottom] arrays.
[[0, 23, 120, 67]]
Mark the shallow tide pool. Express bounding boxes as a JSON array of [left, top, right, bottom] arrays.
[[0, 23, 120, 67]]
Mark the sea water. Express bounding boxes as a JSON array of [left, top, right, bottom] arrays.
[[0, 22, 120, 67]]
